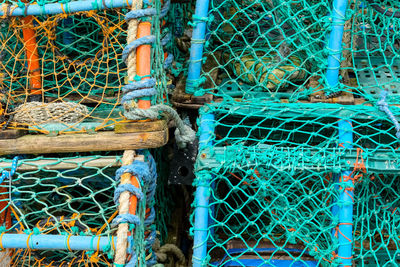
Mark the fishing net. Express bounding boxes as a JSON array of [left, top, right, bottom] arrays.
[[188, 0, 400, 265], [0, 151, 164, 266], [185, 0, 333, 99], [0, 4, 169, 134], [0, 154, 121, 266], [342, 0, 400, 103], [192, 101, 400, 266]]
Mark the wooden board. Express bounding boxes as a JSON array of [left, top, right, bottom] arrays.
[[0, 129, 168, 156], [114, 120, 167, 133], [0, 129, 26, 140]]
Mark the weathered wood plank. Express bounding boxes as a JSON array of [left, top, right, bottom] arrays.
[[114, 120, 167, 133], [0, 129, 168, 156], [0, 129, 26, 140]]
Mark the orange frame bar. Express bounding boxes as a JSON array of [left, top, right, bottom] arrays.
[[136, 21, 152, 109], [21, 16, 41, 96]]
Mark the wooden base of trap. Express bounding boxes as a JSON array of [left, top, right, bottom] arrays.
[[0, 129, 26, 140], [0, 120, 168, 155]]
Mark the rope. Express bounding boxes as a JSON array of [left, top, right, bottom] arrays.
[[152, 239, 186, 267], [124, 104, 196, 149], [377, 89, 400, 139], [13, 102, 88, 124], [121, 0, 194, 149], [113, 152, 159, 266], [114, 150, 136, 266], [0, 156, 19, 184]]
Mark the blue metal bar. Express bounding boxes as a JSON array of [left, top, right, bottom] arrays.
[[192, 112, 215, 267], [331, 173, 339, 237], [1, 234, 116, 251], [185, 0, 210, 94], [325, 0, 351, 263], [326, 0, 349, 90], [0, 0, 133, 16], [337, 120, 353, 267]]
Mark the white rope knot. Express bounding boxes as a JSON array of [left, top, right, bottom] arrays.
[[124, 104, 196, 149]]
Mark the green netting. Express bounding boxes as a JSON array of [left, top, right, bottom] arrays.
[[167, 1, 195, 79], [185, 0, 400, 102], [0, 151, 169, 266], [189, 0, 333, 100], [342, 0, 400, 102], [186, 0, 400, 265], [0, 2, 170, 133], [0, 153, 121, 266], [191, 100, 400, 266]]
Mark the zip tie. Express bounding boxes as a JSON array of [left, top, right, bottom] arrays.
[[0, 232, 5, 250], [66, 234, 72, 251], [26, 232, 34, 249]]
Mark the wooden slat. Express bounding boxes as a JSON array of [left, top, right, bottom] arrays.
[[0, 129, 26, 140], [114, 120, 167, 133], [0, 129, 168, 156]]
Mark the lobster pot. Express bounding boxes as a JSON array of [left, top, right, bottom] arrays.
[[342, 0, 400, 101], [185, 0, 336, 100], [353, 173, 400, 266], [0, 154, 121, 266], [191, 101, 400, 266], [0, 1, 169, 134]]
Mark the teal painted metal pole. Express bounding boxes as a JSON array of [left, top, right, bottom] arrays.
[[1, 234, 116, 251], [337, 120, 353, 267], [325, 0, 352, 263], [325, 0, 348, 94], [185, 0, 210, 94], [192, 112, 215, 267], [0, 0, 133, 16]]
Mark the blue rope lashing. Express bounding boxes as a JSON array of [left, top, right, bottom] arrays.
[[111, 213, 141, 227], [161, 32, 171, 46], [122, 35, 156, 64], [114, 183, 144, 205], [125, 0, 170, 21], [145, 229, 156, 250], [0, 156, 19, 184], [164, 54, 174, 69], [144, 207, 155, 226], [115, 161, 151, 182], [122, 79, 157, 94], [121, 88, 157, 104], [377, 89, 400, 139]]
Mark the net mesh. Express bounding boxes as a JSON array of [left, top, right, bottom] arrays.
[[193, 102, 400, 266], [187, 0, 332, 99], [0, 5, 168, 134], [188, 0, 400, 265], [0, 151, 167, 266], [0, 154, 121, 266]]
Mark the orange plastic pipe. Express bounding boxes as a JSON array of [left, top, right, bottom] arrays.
[[21, 16, 41, 95], [128, 176, 140, 215], [136, 21, 152, 109]]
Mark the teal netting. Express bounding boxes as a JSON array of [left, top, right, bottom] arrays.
[[188, 0, 334, 100], [0, 154, 121, 266], [191, 100, 400, 266]]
